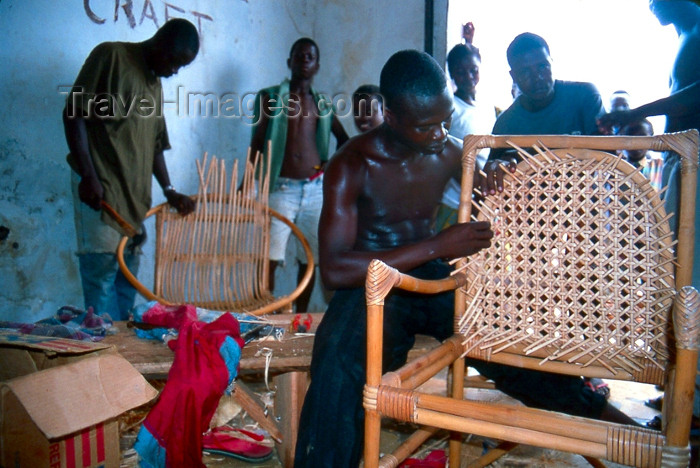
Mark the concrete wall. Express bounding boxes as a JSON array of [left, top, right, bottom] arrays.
[[0, 0, 446, 322]]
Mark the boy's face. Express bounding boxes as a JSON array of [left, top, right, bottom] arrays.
[[620, 121, 653, 162], [353, 95, 384, 133], [385, 88, 453, 155], [288, 42, 320, 80], [509, 47, 555, 106], [610, 95, 630, 112], [450, 55, 480, 94]]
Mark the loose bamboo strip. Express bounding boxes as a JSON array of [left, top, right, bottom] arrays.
[[379, 427, 441, 468]]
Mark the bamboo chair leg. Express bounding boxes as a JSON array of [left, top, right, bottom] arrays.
[[449, 357, 466, 467], [364, 410, 382, 468], [365, 296, 386, 468]]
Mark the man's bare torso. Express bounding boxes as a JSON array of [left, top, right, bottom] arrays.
[[342, 133, 462, 251], [280, 91, 321, 179], [667, 25, 700, 132]]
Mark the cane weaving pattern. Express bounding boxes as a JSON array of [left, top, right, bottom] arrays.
[[458, 145, 676, 377]]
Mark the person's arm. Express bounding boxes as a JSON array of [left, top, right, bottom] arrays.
[[331, 114, 349, 148], [63, 106, 103, 210], [598, 81, 700, 133], [153, 151, 195, 216], [318, 151, 494, 289], [250, 91, 271, 161]]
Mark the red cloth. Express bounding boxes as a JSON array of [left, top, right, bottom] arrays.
[[141, 311, 244, 468], [140, 302, 198, 330]]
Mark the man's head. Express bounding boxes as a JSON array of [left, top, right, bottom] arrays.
[[145, 18, 199, 78], [352, 84, 384, 133], [507, 32, 555, 111], [380, 50, 453, 154], [447, 43, 482, 96], [620, 119, 654, 163], [609, 90, 631, 112], [649, 0, 700, 26], [288, 37, 320, 80]]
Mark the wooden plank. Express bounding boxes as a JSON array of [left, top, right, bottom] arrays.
[[273, 371, 309, 468], [103, 317, 440, 379], [232, 380, 283, 443]]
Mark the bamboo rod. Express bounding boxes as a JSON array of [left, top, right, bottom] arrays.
[[413, 408, 608, 459], [389, 337, 461, 386], [466, 441, 518, 468], [416, 393, 609, 445], [380, 427, 440, 468]]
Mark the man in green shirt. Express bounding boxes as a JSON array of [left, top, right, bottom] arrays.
[[63, 18, 198, 320]]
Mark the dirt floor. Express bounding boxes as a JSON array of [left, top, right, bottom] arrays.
[[119, 370, 697, 467]]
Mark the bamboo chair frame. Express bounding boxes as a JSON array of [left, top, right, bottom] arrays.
[[364, 132, 700, 468], [117, 152, 314, 316]]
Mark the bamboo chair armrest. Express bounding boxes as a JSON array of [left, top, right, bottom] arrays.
[[365, 260, 467, 388], [116, 202, 173, 306], [366, 259, 467, 305]]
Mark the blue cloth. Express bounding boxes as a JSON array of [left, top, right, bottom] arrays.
[[489, 80, 604, 162], [493, 80, 604, 136], [0, 305, 114, 341]]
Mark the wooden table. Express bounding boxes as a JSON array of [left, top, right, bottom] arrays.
[[105, 317, 323, 380], [103, 314, 440, 467]]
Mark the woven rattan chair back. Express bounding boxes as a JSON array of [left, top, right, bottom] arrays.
[[117, 152, 313, 316], [363, 132, 700, 468], [153, 154, 272, 311], [457, 145, 675, 384]]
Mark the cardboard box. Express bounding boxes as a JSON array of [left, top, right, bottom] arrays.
[[0, 331, 158, 468]]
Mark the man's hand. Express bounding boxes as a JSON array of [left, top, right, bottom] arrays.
[[462, 22, 475, 44], [165, 190, 196, 216], [597, 109, 637, 135], [78, 174, 104, 210], [435, 220, 493, 259], [479, 158, 517, 196]]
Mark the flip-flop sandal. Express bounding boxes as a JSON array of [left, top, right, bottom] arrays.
[[646, 415, 662, 430], [584, 378, 611, 400], [644, 396, 663, 411], [647, 415, 700, 436], [202, 426, 274, 463]]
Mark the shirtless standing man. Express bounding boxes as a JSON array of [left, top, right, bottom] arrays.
[[294, 49, 635, 468], [597, 0, 700, 438], [251, 37, 348, 312]]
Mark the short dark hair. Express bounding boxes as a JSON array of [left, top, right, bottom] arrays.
[[353, 84, 383, 106], [446, 43, 481, 77], [289, 37, 320, 61], [506, 32, 550, 68], [154, 18, 199, 56], [380, 50, 447, 109]]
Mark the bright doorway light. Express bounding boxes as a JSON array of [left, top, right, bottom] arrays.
[[447, 0, 679, 133]]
